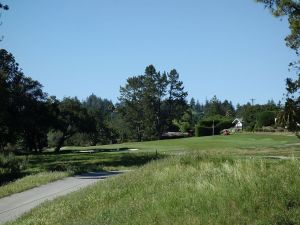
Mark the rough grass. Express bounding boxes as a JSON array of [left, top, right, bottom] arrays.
[[26, 152, 162, 174], [0, 152, 162, 198], [1, 133, 298, 199], [0, 172, 69, 199], [7, 154, 300, 225]]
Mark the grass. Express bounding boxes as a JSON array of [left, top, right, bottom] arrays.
[[0, 172, 69, 199], [63, 133, 300, 157], [0, 152, 163, 198], [26, 151, 163, 174], [1, 133, 299, 199], [7, 153, 300, 225]]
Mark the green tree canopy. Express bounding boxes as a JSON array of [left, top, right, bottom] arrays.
[[0, 49, 51, 152], [53, 97, 96, 152], [278, 75, 300, 133], [82, 94, 114, 145], [119, 65, 188, 141]]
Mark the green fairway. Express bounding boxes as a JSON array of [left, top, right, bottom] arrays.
[[63, 133, 300, 157]]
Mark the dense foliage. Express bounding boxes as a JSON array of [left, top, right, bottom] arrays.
[[0, 49, 50, 152], [0, 153, 27, 185], [0, 50, 106, 152], [118, 65, 188, 141]]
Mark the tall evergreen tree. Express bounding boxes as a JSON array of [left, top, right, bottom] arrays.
[[222, 100, 235, 118], [190, 98, 196, 110], [119, 65, 187, 140], [166, 69, 188, 131], [119, 75, 145, 141], [143, 65, 160, 139], [83, 94, 113, 145], [143, 66, 168, 139], [277, 75, 300, 134]]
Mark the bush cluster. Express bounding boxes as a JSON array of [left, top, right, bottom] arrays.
[[0, 153, 27, 185], [195, 118, 233, 136]]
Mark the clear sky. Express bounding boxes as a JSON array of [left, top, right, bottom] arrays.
[[1, 0, 297, 106]]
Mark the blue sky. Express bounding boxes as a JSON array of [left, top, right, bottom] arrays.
[[1, 0, 297, 106]]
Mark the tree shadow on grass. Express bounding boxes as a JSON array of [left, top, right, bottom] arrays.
[[28, 152, 167, 174], [44, 148, 132, 155], [103, 153, 165, 167], [75, 171, 125, 180], [1, 150, 166, 185]]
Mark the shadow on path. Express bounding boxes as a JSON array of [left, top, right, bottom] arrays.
[[75, 171, 125, 180]]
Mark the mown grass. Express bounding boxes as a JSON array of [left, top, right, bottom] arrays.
[[7, 153, 300, 225], [63, 133, 300, 157], [0, 172, 69, 198]]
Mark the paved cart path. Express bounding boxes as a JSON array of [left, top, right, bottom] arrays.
[[0, 171, 124, 224]]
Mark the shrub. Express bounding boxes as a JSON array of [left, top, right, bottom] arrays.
[[196, 118, 232, 136], [64, 133, 90, 146], [256, 111, 276, 128], [47, 130, 64, 148], [262, 126, 276, 132], [276, 127, 285, 132], [48, 163, 71, 172], [195, 126, 218, 136], [215, 120, 233, 131], [244, 121, 256, 131], [0, 153, 27, 185]]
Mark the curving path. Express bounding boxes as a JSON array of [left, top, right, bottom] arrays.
[[0, 171, 124, 224]]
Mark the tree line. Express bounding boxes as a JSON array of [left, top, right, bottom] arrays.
[[1, 48, 296, 154], [0, 50, 188, 152]]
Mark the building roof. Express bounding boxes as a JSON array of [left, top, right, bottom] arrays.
[[232, 118, 243, 124]]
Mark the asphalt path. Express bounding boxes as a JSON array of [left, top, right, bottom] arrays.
[[0, 171, 124, 224]]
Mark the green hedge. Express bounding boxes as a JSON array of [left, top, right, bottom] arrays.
[[215, 120, 233, 131], [195, 126, 220, 137], [256, 111, 276, 128], [195, 119, 232, 137]]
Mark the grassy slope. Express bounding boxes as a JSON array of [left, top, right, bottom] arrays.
[[0, 172, 69, 199], [0, 152, 160, 198], [7, 154, 300, 225], [1, 134, 299, 199]]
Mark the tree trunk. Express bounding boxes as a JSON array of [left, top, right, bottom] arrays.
[[156, 101, 162, 140], [55, 136, 65, 153]]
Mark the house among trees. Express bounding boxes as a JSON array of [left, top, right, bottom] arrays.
[[232, 118, 243, 130]]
